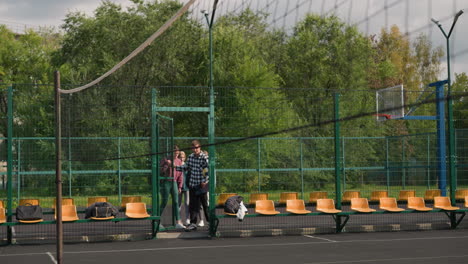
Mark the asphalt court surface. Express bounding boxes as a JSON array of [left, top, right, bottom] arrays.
[[1, 229, 468, 264]]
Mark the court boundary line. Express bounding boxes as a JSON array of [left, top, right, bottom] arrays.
[[304, 235, 337, 242], [46, 252, 57, 264]]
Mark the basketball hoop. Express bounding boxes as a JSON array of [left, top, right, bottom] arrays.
[[374, 113, 393, 121]]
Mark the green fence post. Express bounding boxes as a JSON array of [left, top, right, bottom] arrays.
[[151, 88, 159, 237], [402, 138, 406, 189], [334, 93, 342, 233], [342, 137, 345, 191], [16, 140, 20, 201], [386, 137, 390, 192], [300, 138, 304, 200], [427, 134, 430, 189], [6, 85, 13, 244], [118, 137, 122, 202], [257, 138, 261, 192], [67, 138, 72, 197], [334, 93, 342, 209]]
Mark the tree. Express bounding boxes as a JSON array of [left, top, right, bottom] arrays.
[[280, 14, 375, 137], [452, 72, 468, 129]]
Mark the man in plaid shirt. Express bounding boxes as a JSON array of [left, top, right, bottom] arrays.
[[176, 140, 209, 231]]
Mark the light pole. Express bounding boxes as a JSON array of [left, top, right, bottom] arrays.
[[432, 10, 464, 201], [201, 0, 218, 236]]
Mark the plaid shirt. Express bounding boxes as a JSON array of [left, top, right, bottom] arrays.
[[176, 152, 208, 188]]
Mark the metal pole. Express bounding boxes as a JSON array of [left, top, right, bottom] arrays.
[[427, 134, 430, 189], [433, 80, 448, 196], [16, 141, 20, 201], [151, 88, 159, 220], [6, 85, 13, 244], [54, 71, 63, 264], [257, 138, 261, 192], [300, 138, 304, 200], [446, 37, 457, 202], [334, 93, 342, 209], [386, 137, 390, 192], [118, 137, 122, 202], [432, 9, 464, 203], [67, 98, 72, 197], [204, 0, 219, 237]]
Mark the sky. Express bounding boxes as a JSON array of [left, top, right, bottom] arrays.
[[0, 0, 467, 77]]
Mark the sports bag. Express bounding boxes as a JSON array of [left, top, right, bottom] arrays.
[[224, 196, 244, 214], [16, 203, 43, 221], [85, 202, 119, 219]]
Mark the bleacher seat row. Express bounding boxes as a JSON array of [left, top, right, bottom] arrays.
[[215, 190, 468, 207]]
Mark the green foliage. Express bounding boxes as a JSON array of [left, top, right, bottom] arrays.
[[0, 2, 448, 196]]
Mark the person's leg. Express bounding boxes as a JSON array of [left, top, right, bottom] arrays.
[[159, 181, 170, 215], [183, 191, 190, 224], [200, 192, 209, 222], [170, 181, 181, 221], [188, 188, 200, 224]]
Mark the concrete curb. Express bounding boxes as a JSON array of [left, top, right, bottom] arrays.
[[7, 221, 468, 244], [217, 222, 468, 238]]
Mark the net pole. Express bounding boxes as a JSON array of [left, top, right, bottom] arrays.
[[54, 71, 63, 264]]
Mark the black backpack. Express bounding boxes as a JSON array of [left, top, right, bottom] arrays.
[[224, 196, 244, 214]]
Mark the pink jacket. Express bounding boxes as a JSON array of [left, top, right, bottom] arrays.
[[160, 157, 183, 189]]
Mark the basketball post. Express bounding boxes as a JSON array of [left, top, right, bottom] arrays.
[[376, 81, 448, 196]]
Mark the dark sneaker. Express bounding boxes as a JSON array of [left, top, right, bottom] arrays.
[[185, 223, 197, 232]]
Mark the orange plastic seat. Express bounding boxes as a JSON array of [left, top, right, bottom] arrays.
[[370, 191, 388, 202], [125, 202, 150, 218], [217, 193, 237, 207], [87, 197, 108, 207], [424, 189, 441, 201], [309, 191, 328, 204], [286, 199, 311, 214], [455, 189, 468, 200], [55, 205, 79, 222], [351, 198, 376, 213], [0, 200, 4, 208], [279, 192, 298, 204], [19, 219, 43, 224], [52, 198, 74, 209], [249, 193, 268, 206], [434, 196, 460, 211], [379, 197, 404, 212], [316, 199, 342, 214], [19, 199, 40, 206], [466, 196, 468, 208], [255, 200, 280, 215], [407, 197, 432, 211], [342, 191, 360, 202], [398, 190, 416, 201], [121, 196, 142, 208], [0, 208, 5, 224]]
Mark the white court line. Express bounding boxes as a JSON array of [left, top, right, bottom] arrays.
[[304, 254, 468, 264], [304, 235, 337, 242], [1, 235, 468, 257], [46, 252, 57, 264]]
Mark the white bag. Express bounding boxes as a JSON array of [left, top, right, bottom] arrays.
[[236, 201, 248, 221]]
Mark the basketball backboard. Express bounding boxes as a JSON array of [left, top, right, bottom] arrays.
[[376, 85, 405, 121]]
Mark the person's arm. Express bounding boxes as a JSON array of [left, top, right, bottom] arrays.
[[201, 154, 209, 184], [175, 162, 187, 171], [160, 158, 170, 175]]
